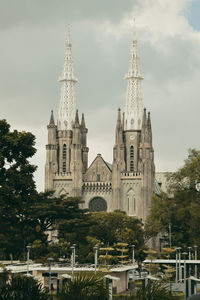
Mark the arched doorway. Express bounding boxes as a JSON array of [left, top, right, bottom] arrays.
[[89, 197, 107, 212]]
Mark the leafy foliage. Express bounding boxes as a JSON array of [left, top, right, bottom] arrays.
[[0, 272, 49, 300], [58, 210, 147, 264], [135, 281, 179, 300], [146, 149, 200, 249], [58, 272, 108, 300], [0, 120, 48, 259]]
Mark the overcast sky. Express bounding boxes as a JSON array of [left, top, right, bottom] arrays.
[[1, 0, 200, 191]]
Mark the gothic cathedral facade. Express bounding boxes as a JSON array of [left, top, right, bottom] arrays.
[[45, 28, 155, 221]]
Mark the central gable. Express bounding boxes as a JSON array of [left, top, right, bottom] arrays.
[[84, 154, 112, 182]]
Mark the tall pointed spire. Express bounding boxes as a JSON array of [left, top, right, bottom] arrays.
[[58, 25, 77, 131], [124, 25, 144, 130]]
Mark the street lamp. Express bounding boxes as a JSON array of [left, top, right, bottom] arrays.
[[47, 258, 53, 294], [175, 248, 179, 283], [194, 245, 198, 278], [182, 252, 187, 300], [94, 245, 98, 274], [70, 245, 76, 278], [169, 223, 172, 248], [132, 245, 135, 265], [188, 247, 192, 298], [26, 246, 31, 275], [177, 247, 182, 282]]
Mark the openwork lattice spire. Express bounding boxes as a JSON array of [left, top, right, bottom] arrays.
[[124, 30, 144, 130], [58, 25, 77, 130]]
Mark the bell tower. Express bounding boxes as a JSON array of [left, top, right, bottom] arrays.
[[45, 26, 89, 197], [112, 31, 155, 220]]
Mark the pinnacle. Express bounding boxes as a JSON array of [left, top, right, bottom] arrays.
[[75, 109, 79, 125], [147, 111, 152, 129], [81, 113, 86, 128], [142, 108, 147, 128], [49, 110, 55, 125]]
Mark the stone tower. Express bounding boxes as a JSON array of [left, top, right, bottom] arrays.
[[45, 26, 89, 198], [45, 27, 155, 222], [112, 36, 155, 220]]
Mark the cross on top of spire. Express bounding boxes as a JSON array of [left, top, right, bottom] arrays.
[[131, 17, 137, 41], [66, 24, 71, 46]]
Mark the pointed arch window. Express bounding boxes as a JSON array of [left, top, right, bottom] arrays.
[[130, 161, 134, 172], [130, 145, 134, 158], [130, 145, 134, 172], [63, 161, 66, 173], [63, 144, 66, 161]]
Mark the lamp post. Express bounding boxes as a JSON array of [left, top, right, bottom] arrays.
[[175, 248, 178, 283], [194, 245, 198, 278], [47, 258, 53, 294], [73, 244, 76, 266], [26, 246, 31, 275], [182, 252, 187, 300], [188, 246, 192, 297], [132, 245, 135, 265], [70, 245, 76, 278], [177, 247, 182, 281], [94, 245, 98, 274], [169, 223, 172, 248]]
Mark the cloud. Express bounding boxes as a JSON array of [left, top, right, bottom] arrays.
[[1, 0, 200, 190]]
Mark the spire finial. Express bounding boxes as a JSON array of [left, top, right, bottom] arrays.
[[75, 109, 79, 125], [131, 17, 137, 41], [66, 24, 71, 45], [49, 110, 55, 125], [81, 113, 86, 128], [147, 111, 151, 129]]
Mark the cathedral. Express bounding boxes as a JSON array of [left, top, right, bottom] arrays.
[[45, 28, 155, 222]]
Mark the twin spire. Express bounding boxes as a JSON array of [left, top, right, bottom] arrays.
[[124, 31, 144, 130], [56, 25, 145, 133], [57, 25, 77, 131]]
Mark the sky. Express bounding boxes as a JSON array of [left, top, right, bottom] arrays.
[[1, 0, 200, 191]]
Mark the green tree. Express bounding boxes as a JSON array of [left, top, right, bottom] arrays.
[[146, 149, 200, 248], [0, 120, 47, 259], [136, 281, 179, 300], [58, 272, 108, 300], [0, 272, 49, 300], [88, 211, 147, 264]]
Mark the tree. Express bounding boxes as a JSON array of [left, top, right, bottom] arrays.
[[0, 272, 49, 300], [136, 281, 179, 300], [58, 272, 108, 300], [57, 210, 146, 264], [88, 211, 147, 264], [0, 120, 47, 259], [146, 149, 200, 248]]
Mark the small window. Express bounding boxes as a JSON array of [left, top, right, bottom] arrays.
[[63, 144, 66, 161], [130, 145, 134, 159], [63, 162, 66, 173], [130, 161, 134, 172], [97, 174, 100, 182], [134, 198, 136, 211]]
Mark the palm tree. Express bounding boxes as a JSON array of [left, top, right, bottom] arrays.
[[136, 281, 180, 300], [58, 272, 109, 300]]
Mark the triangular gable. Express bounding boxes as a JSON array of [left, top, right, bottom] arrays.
[[85, 154, 112, 182]]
